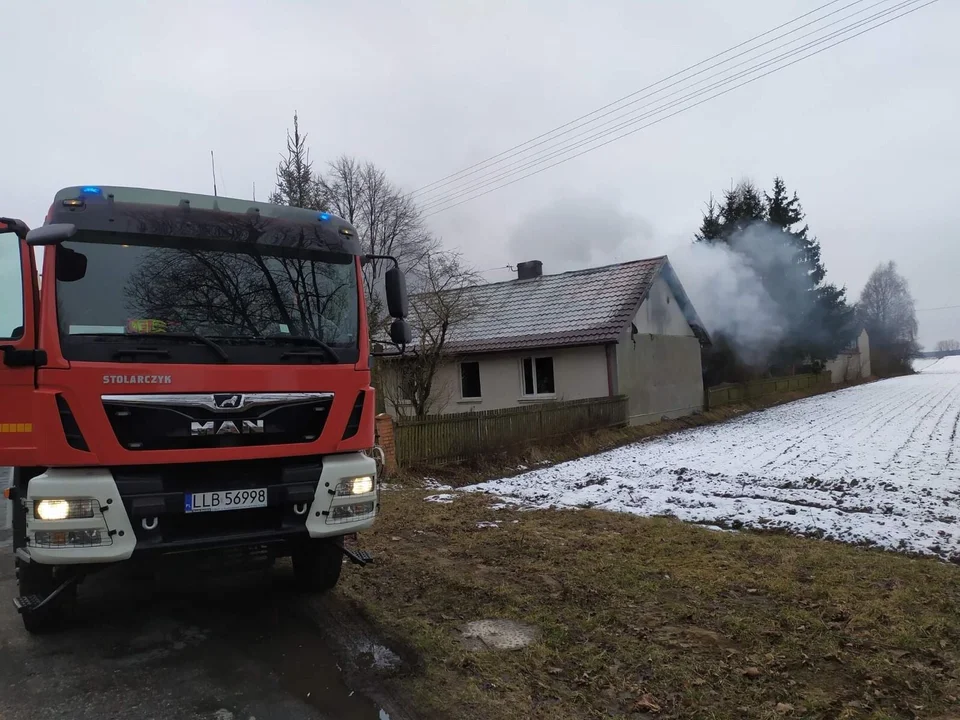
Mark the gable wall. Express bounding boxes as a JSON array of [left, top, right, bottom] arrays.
[[632, 276, 695, 337]]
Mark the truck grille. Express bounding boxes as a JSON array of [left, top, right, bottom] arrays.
[[102, 392, 334, 451]]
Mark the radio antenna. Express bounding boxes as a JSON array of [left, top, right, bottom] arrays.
[[210, 151, 218, 197]]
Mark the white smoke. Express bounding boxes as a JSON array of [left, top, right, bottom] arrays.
[[508, 198, 813, 367], [669, 222, 809, 366], [508, 194, 653, 272]]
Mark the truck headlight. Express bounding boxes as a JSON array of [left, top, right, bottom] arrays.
[[336, 476, 374, 496], [34, 498, 97, 520]]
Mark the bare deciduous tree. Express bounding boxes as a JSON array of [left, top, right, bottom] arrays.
[[857, 261, 919, 375], [382, 251, 481, 417], [935, 339, 960, 353], [318, 155, 437, 329]]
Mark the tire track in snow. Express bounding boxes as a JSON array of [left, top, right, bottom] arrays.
[[790, 379, 944, 478], [763, 380, 919, 478], [947, 407, 960, 466], [889, 378, 960, 464], [760, 380, 923, 475]]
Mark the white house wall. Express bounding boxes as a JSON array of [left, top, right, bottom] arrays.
[[382, 345, 610, 417], [858, 329, 871, 378], [825, 329, 872, 383], [616, 279, 703, 425], [632, 276, 695, 337], [615, 333, 704, 425]]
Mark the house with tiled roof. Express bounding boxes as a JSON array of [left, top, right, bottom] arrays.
[[384, 256, 712, 426]]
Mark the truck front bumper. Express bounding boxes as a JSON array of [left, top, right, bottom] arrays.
[[22, 452, 378, 565]]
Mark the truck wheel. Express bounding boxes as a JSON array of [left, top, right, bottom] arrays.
[[17, 562, 70, 634], [291, 539, 344, 593]]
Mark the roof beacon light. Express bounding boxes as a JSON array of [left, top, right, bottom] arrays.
[[80, 186, 102, 195], [319, 212, 331, 221]]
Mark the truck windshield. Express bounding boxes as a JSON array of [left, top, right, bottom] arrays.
[[56, 234, 360, 364]]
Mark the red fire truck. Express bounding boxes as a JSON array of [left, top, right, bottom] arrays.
[[0, 186, 410, 632]]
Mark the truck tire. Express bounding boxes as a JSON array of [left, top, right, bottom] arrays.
[[17, 562, 75, 634], [291, 539, 344, 593]]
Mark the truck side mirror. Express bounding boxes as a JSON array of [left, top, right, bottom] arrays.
[[385, 267, 408, 319], [0, 217, 29, 239], [26, 223, 77, 246], [390, 318, 412, 346], [55, 246, 88, 282]]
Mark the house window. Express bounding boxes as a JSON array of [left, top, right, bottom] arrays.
[[460, 361, 482, 399], [398, 362, 417, 402], [521, 356, 555, 396]]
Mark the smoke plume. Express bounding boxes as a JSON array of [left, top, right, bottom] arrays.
[[669, 223, 800, 366], [508, 194, 653, 273], [509, 199, 821, 367]]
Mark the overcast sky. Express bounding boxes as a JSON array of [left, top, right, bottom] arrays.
[[2, 0, 957, 348]]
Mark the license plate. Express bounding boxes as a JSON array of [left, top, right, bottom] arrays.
[[184, 488, 268, 513]]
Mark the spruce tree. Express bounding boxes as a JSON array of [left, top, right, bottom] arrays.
[[695, 195, 724, 243], [693, 177, 855, 379], [763, 177, 854, 367], [269, 112, 324, 210]]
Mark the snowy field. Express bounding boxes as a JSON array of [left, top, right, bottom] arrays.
[[466, 357, 960, 561]]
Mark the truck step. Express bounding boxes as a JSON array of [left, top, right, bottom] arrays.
[[341, 547, 374, 566], [12, 594, 44, 614]]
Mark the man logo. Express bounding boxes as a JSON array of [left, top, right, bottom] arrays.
[[191, 420, 264, 436], [214, 394, 243, 410]]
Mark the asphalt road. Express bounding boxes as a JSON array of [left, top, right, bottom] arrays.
[[0, 496, 407, 720]]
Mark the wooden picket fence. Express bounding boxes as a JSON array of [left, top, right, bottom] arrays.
[[706, 372, 831, 409], [394, 395, 628, 465]]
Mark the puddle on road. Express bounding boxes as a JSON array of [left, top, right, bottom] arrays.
[[74, 561, 396, 720], [236, 602, 387, 720]]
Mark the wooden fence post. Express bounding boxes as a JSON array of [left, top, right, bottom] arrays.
[[375, 413, 398, 473]]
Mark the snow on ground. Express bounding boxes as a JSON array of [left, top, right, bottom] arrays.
[[911, 357, 944, 373], [466, 356, 960, 561]]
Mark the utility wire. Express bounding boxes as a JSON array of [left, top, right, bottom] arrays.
[[421, 0, 939, 218], [413, 0, 875, 203], [916, 304, 960, 312], [419, 0, 925, 213], [416, 0, 911, 212], [409, 0, 853, 197]]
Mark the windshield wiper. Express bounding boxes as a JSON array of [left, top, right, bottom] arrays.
[[264, 335, 340, 363], [125, 332, 231, 363]]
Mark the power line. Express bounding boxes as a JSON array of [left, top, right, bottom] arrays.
[[414, 0, 879, 205], [416, 0, 912, 213], [409, 0, 854, 198], [420, 0, 938, 218], [916, 304, 960, 312], [419, 0, 929, 214]]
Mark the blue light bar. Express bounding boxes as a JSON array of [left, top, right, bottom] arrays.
[[80, 186, 102, 195], [319, 212, 331, 221]]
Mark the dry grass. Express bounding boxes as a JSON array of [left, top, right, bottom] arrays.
[[341, 486, 960, 720]]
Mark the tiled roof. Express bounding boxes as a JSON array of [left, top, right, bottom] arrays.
[[415, 256, 706, 355]]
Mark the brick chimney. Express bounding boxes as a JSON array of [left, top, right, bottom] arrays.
[[517, 260, 543, 280]]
